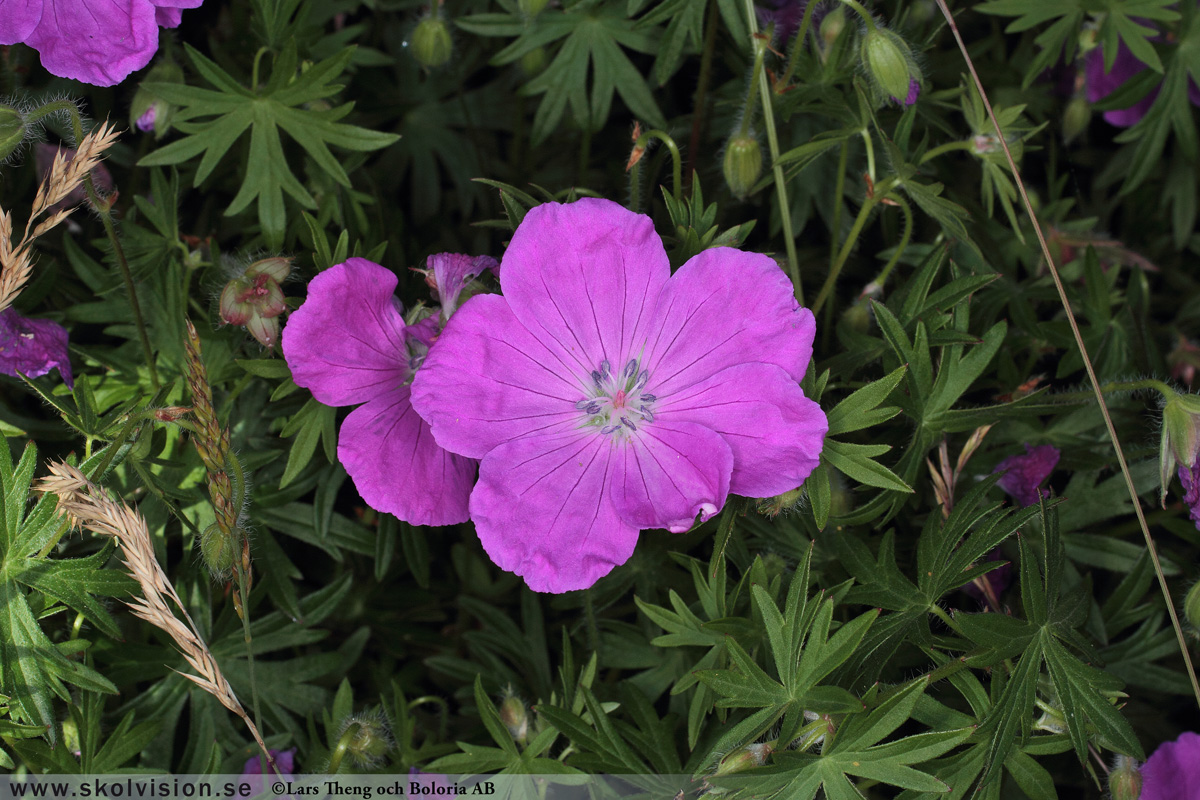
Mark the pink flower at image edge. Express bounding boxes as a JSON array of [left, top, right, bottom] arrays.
[[1085, 39, 1200, 128], [0, 307, 73, 388], [0, 0, 204, 87], [1141, 732, 1200, 800], [281, 259, 475, 527], [411, 198, 827, 593]]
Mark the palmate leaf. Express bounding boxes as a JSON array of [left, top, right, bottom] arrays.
[[463, 1, 666, 143], [140, 42, 398, 248]]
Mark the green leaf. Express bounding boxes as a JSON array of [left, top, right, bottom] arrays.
[[823, 440, 913, 493]]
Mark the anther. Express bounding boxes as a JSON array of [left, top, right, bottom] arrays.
[[621, 416, 637, 432], [623, 359, 638, 378]]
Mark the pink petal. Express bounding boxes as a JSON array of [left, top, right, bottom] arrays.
[[282, 258, 409, 408], [411, 294, 581, 460], [646, 247, 814, 396], [0, 307, 73, 388], [498, 199, 670, 376], [1142, 732, 1200, 800], [470, 431, 639, 593], [0, 0, 43, 45], [25, 0, 160, 86], [657, 362, 826, 497], [611, 420, 732, 533], [150, 0, 201, 27], [338, 386, 474, 526]]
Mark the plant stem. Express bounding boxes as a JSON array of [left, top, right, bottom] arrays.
[[742, 0, 803, 304], [869, 194, 912, 290], [835, 0, 876, 30], [813, 177, 895, 315], [777, 0, 820, 89], [686, 0, 720, 188], [629, 129, 683, 211], [934, 0, 1200, 711], [919, 139, 973, 165]]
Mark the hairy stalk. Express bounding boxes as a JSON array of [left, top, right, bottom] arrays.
[[776, 0, 820, 89], [830, 142, 848, 268], [934, 0, 1200, 710], [742, 0, 803, 303], [686, 0, 720, 188], [813, 176, 896, 315], [629, 129, 682, 211], [870, 194, 912, 290]]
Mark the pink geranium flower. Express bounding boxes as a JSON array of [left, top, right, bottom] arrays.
[[411, 199, 827, 593], [0, 307, 73, 388], [1085, 38, 1200, 127], [0, 0, 203, 87], [1141, 732, 1200, 800], [281, 259, 475, 526]]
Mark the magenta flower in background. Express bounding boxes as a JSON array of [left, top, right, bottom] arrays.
[[1179, 464, 1200, 529], [1141, 732, 1200, 800], [993, 444, 1060, 506], [411, 199, 827, 593], [417, 253, 499, 321], [281, 259, 475, 526], [242, 748, 295, 793], [0, 0, 203, 86], [1085, 39, 1200, 127], [0, 307, 73, 388]]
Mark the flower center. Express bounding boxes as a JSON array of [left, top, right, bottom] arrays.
[[574, 358, 656, 436]]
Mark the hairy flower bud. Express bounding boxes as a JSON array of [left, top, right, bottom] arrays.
[[219, 257, 293, 349], [130, 61, 184, 137], [820, 5, 846, 52], [713, 742, 772, 776], [1108, 755, 1141, 800], [412, 16, 453, 69], [520, 47, 548, 77], [200, 522, 236, 578], [723, 134, 762, 199], [519, 0, 549, 17], [862, 26, 921, 106], [499, 692, 529, 744], [0, 103, 26, 162], [340, 713, 393, 768], [1061, 94, 1091, 143], [1185, 581, 1200, 631], [1159, 390, 1200, 505]]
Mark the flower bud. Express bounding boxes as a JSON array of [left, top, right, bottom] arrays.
[[1061, 94, 1091, 143], [757, 487, 803, 518], [130, 61, 184, 137], [0, 103, 27, 162], [1159, 390, 1200, 505], [713, 742, 771, 776], [519, 0, 549, 17], [1108, 755, 1141, 800], [819, 6, 846, 53], [723, 134, 762, 199], [412, 16, 453, 69], [339, 713, 393, 768], [861, 27, 921, 106], [201, 522, 236, 578], [499, 692, 529, 744], [841, 300, 871, 333], [520, 47, 548, 77], [1185, 582, 1200, 631], [219, 257, 292, 349]]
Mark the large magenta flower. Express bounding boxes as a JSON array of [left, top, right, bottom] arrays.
[[0, 307, 73, 388], [0, 0, 203, 87], [1141, 732, 1200, 800], [411, 199, 826, 593], [281, 259, 475, 526]]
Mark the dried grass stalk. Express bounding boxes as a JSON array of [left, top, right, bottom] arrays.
[[0, 121, 121, 314], [36, 461, 273, 762]]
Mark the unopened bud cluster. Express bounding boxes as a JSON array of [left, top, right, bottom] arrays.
[[219, 257, 292, 349], [412, 14, 453, 69]]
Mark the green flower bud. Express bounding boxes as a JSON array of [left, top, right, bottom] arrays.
[[341, 713, 393, 768], [0, 104, 27, 163], [519, 0, 549, 17], [1108, 755, 1141, 800], [1159, 390, 1200, 505], [1185, 581, 1200, 631], [499, 692, 529, 744], [819, 6, 846, 52], [841, 300, 871, 334], [722, 134, 762, 199], [520, 47, 548, 77], [713, 742, 771, 777], [201, 523, 236, 578], [861, 27, 920, 105], [412, 17, 453, 69], [1061, 95, 1091, 144], [757, 487, 803, 518], [130, 62, 185, 137]]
